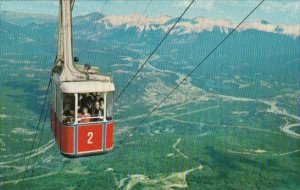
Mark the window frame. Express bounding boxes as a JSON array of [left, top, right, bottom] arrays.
[[59, 91, 114, 125], [62, 93, 75, 124], [73, 92, 114, 125], [106, 91, 114, 121], [56, 85, 63, 122]]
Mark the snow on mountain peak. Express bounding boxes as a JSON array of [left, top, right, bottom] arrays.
[[97, 14, 172, 30], [95, 14, 300, 37]]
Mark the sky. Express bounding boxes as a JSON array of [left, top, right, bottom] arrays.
[[0, 0, 299, 24]]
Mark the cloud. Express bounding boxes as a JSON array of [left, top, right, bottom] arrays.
[[177, 0, 300, 13], [260, 1, 300, 13], [176, 0, 215, 10]]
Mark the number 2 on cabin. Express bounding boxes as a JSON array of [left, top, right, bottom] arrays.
[[87, 132, 93, 144]]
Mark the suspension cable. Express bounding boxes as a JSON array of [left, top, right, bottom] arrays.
[[28, 99, 51, 175], [117, 0, 265, 146], [115, 0, 195, 102], [36, 1, 264, 187], [136, 0, 153, 26], [18, 79, 51, 189], [71, 0, 75, 11], [18, 55, 56, 189], [30, 0, 112, 184], [114, 0, 266, 152], [100, 0, 109, 14]]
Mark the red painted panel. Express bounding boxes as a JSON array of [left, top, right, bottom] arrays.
[[77, 124, 102, 154], [106, 122, 114, 150], [55, 122, 61, 145], [60, 125, 74, 154]]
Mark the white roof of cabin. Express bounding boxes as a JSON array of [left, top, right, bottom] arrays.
[[61, 81, 115, 93]]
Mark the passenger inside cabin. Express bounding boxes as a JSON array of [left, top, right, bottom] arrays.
[[91, 101, 103, 121], [99, 98, 104, 117], [79, 93, 94, 113], [78, 107, 91, 123], [91, 92, 98, 100], [95, 94, 101, 102], [63, 104, 74, 123], [86, 94, 94, 112], [64, 94, 75, 110], [77, 93, 109, 123]]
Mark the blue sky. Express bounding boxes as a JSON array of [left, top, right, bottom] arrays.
[[0, 0, 299, 24]]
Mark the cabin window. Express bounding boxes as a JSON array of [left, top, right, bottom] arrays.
[[77, 93, 105, 123], [106, 92, 114, 121], [62, 93, 75, 124], [56, 85, 63, 122], [72, 92, 114, 124]]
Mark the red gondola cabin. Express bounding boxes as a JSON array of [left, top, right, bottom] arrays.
[[51, 0, 115, 157], [50, 77, 115, 157]]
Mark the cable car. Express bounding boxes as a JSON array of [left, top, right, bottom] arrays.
[[51, 0, 115, 157]]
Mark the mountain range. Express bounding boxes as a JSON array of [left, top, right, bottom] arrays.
[[1, 9, 300, 190], [1, 11, 299, 37]]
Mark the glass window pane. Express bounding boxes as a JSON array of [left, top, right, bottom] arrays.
[[77, 93, 104, 123], [63, 93, 75, 124], [106, 92, 114, 121], [74, 92, 113, 123], [90, 93, 104, 122]]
